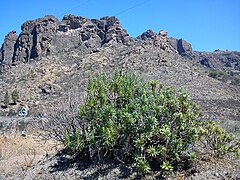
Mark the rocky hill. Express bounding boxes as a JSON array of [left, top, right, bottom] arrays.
[[0, 15, 240, 179], [0, 14, 239, 121], [1, 15, 240, 75]]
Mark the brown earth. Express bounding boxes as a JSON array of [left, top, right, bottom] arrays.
[[0, 133, 61, 179]]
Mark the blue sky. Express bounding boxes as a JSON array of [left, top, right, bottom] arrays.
[[0, 0, 239, 51]]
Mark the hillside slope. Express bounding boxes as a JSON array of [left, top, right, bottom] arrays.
[[0, 14, 239, 179], [0, 15, 239, 122]]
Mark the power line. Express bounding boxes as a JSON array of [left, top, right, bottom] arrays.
[[59, 0, 152, 19], [114, 0, 152, 16], [60, 0, 93, 16]]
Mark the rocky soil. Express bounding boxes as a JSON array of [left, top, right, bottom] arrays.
[[0, 14, 240, 179]]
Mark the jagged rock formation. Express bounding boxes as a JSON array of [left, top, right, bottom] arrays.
[[0, 14, 239, 119], [168, 37, 193, 55], [1, 14, 196, 72], [136, 29, 193, 54], [1, 15, 59, 67], [2, 14, 239, 76], [0, 31, 18, 70], [137, 29, 177, 52], [53, 15, 132, 53], [0, 15, 134, 70]]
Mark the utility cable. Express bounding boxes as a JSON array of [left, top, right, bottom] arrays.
[[114, 0, 152, 16], [59, 0, 152, 18], [60, 0, 93, 16]]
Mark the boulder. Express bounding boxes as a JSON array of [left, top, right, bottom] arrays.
[[199, 58, 213, 68], [137, 29, 157, 40], [159, 30, 168, 37], [167, 37, 192, 55], [177, 38, 192, 54], [167, 37, 178, 50]]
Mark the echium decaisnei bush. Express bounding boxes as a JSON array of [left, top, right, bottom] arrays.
[[63, 70, 240, 174], [198, 121, 240, 158]]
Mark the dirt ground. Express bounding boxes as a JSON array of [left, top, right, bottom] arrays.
[[0, 133, 61, 179], [0, 133, 239, 179]]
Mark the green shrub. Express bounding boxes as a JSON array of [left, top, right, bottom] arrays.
[[208, 70, 224, 78], [62, 70, 240, 174], [63, 71, 201, 171], [11, 89, 19, 104], [199, 121, 240, 158]]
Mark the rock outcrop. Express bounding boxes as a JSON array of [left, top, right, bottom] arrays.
[[0, 31, 18, 71], [136, 29, 193, 54], [52, 15, 132, 53], [2, 15, 188, 71], [0, 14, 239, 77], [0, 15, 132, 70], [137, 29, 177, 52], [186, 50, 240, 73], [12, 15, 59, 64], [167, 37, 192, 55], [0, 14, 193, 72]]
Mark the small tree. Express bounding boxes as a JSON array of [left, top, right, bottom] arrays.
[[3, 91, 9, 107], [11, 89, 19, 104]]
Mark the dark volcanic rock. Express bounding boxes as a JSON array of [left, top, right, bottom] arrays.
[[159, 30, 168, 37], [0, 31, 18, 70], [12, 15, 59, 64], [53, 15, 93, 52], [99, 16, 131, 45], [137, 29, 192, 54], [199, 57, 213, 68], [31, 16, 59, 58], [58, 15, 87, 31], [186, 50, 240, 74], [137, 29, 177, 52], [167, 37, 192, 55], [167, 37, 178, 50], [177, 38, 192, 54], [0, 15, 132, 68], [52, 15, 132, 53], [138, 29, 156, 40], [0, 14, 239, 79]]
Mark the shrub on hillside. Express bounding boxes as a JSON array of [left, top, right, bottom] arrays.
[[63, 71, 200, 172], [11, 89, 19, 104], [199, 121, 240, 158], [208, 70, 224, 79], [51, 70, 239, 174]]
